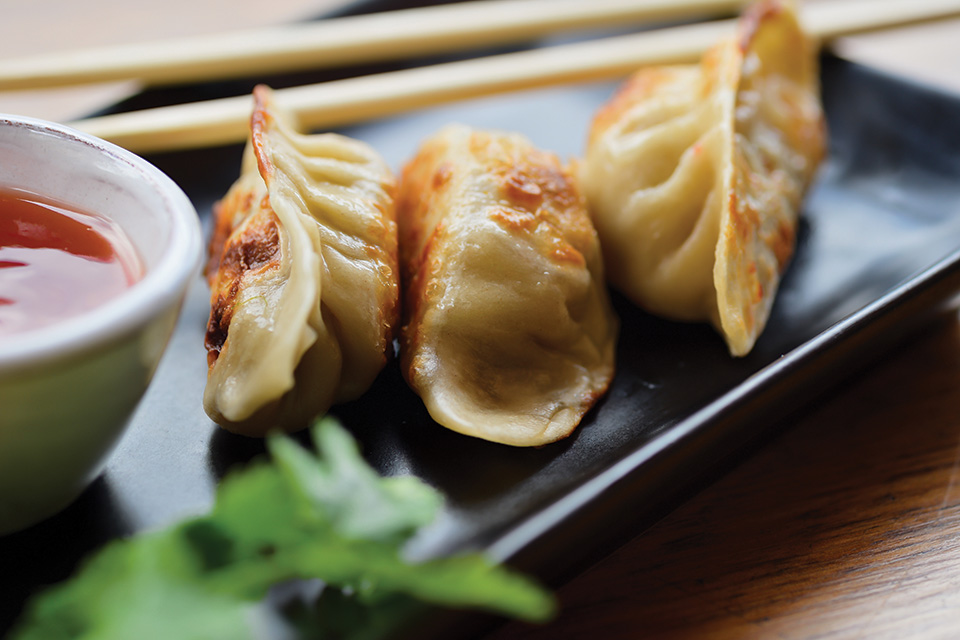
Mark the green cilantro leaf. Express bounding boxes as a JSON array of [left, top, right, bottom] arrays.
[[10, 418, 555, 639], [11, 531, 259, 640]]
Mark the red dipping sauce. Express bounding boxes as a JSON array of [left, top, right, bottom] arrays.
[[0, 188, 143, 337]]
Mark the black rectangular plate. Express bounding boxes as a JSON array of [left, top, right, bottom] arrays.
[[5, 10, 960, 637]]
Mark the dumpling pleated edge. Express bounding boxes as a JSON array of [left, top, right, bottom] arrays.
[[203, 86, 400, 436]]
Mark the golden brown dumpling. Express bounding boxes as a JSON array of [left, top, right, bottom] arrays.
[[397, 125, 618, 447], [204, 86, 399, 436], [581, 0, 826, 356]]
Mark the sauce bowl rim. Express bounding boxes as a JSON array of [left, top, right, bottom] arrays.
[[0, 114, 203, 370]]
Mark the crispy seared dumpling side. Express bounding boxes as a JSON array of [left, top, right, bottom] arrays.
[[582, 0, 825, 356], [204, 85, 399, 436], [397, 125, 618, 447], [716, 1, 825, 354]]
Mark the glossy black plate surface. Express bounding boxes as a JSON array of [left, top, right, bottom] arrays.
[[4, 6, 960, 637]]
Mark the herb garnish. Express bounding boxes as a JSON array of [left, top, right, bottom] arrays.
[[11, 418, 555, 639]]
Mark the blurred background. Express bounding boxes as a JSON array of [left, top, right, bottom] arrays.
[[3, 0, 960, 123]]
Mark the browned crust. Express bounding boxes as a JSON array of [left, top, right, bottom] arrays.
[[395, 144, 447, 365], [396, 129, 595, 309], [204, 86, 282, 369], [396, 128, 601, 378], [204, 207, 282, 367]]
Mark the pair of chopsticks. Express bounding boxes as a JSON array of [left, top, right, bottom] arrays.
[[4, 0, 958, 154]]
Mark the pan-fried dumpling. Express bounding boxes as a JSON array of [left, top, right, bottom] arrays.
[[397, 125, 618, 447], [581, 0, 825, 356], [204, 85, 399, 436]]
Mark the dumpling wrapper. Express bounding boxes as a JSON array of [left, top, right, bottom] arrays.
[[397, 125, 618, 447], [204, 86, 399, 436], [582, 0, 826, 356]]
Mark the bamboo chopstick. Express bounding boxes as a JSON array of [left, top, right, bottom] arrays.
[[67, 0, 960, 155], [0, 0, 747, 92]]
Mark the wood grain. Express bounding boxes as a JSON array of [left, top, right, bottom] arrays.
[[491, 315, 960, 638]]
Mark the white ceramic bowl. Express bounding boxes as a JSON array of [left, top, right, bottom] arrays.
[[0, 115, 202, 534]]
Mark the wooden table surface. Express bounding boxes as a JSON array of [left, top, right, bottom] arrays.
[[4, 2, 960, 639], [494, 316, 960, 639]]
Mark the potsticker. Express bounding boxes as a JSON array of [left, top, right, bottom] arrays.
[[582, 0, 826, 356], [204, 86, 399, 436], [397, 125, 618, 446]]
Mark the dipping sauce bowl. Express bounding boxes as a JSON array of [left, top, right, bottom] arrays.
[[0, 115, 202, 534]]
